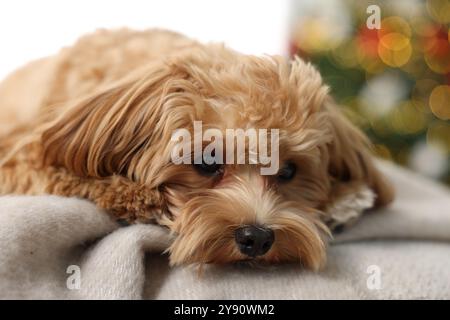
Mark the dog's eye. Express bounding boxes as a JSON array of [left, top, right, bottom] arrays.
[[193, 155, 223, 176], [278, 162, 297, 182]]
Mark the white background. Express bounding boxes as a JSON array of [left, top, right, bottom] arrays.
[[0, 0, 289, 80]]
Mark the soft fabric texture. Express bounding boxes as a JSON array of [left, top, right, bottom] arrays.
[[0, 161, 449, 299]]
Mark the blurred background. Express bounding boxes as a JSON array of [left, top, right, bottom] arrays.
[[290, 0, 450, 185], [0, 0, 448, 185], [0, 0, 289, 78]]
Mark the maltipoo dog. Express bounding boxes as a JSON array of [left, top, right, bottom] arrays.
[[0, 29, 393, 269]]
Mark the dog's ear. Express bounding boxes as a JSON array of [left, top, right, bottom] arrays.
[[289, 57, 393, 208], [324, 100, 394, 207], [40, 61, 193, 184]]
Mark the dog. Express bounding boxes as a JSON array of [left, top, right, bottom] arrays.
[[0, 29, 394, 269]]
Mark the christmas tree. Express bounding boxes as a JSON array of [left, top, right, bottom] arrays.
[[290, 0, 449, 184]]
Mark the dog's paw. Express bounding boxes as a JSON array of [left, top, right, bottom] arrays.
[[325, 185, 375, 233]]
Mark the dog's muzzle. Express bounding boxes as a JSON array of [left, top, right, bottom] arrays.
[[234, 225, 274, 257]]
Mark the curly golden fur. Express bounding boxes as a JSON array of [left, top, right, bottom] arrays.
[[0, 29, 394, 269]]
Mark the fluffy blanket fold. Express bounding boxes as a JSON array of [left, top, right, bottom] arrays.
[[0, 161, 449, 299]]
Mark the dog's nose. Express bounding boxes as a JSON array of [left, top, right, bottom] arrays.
[[234, 225, 274, 257]]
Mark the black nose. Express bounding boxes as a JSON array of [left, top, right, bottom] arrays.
[[234, 225, 275, 257]]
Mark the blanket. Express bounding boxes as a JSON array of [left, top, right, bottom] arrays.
[[1, 161, 449, 299]]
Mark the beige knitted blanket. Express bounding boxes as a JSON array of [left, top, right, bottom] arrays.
[[1, 161, 449, 299]]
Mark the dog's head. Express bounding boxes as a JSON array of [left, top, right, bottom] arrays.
[[40, 46, 394, 269]]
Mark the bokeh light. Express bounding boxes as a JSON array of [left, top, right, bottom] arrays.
[[390, 101, 428, 134], [330, 40, 359, 68], [410, 141, 448, 179], [291, 0, 450, 183], [423, 25, 450, 74], [373, 143, 393, 160], [429, 85, 450, 120], [411, 78, 439, 113], [378, 17, 413, 67], [427, 122, 450, 152], [426, 0, 450, 24]]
